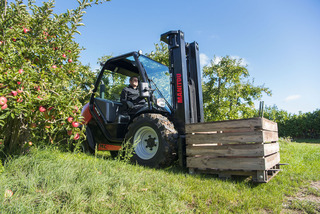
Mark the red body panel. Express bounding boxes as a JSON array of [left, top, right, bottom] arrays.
[[98, 144, 122, 151], [81, 103, 92, 124]]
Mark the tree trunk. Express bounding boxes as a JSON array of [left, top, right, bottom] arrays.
[[3, 115, 30, 156]]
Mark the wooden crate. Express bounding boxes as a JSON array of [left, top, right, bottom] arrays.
[[185, 117, 280, 182]]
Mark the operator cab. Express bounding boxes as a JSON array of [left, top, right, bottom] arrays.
[[88, 52, 173, 144]]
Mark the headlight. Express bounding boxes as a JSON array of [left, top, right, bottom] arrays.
[[156, 98, 166, 108]]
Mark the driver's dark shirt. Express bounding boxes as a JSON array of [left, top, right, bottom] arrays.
[[120, 85, 146, 106]]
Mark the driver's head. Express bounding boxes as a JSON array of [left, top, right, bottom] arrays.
[[129, 76, 139, 88]]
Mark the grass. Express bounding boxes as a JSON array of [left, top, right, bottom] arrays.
[[0, 139, 319, 213]]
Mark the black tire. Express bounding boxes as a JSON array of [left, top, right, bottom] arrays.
[[125, 113, 178, 168], [110, 151, 119, 158], [82, 127, 95, 154]]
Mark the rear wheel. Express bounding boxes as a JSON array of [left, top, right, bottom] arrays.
[[125, 113, 178, 168]]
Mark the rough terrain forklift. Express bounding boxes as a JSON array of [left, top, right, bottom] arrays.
[[81, 30, 202, 168]]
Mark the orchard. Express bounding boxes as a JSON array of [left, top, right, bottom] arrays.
[[0, 0, 108, 156]]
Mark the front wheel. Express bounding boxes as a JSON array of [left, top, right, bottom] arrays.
[[125, 113, 178, 168], [82, 127, 96, 154]]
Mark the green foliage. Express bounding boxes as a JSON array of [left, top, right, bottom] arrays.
[[0, 0, 107, 156], [146, 42, 169, 66], [264, 106, 320, 139], [0, 140, 319, 213], [0, 159, 3, 174], [96, 54, 128, 101], [203, 56, 271, 121]]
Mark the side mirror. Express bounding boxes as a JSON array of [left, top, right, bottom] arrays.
[[139, 82, 150, 98], [100, 81, 105, 99]]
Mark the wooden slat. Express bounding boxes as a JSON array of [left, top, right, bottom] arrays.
[[186, 131, 271, 144], [187, 152, 280, 170], [186, 143, 265, 157], [194, 169, 256, 176], [262, 118, 278, 132], [186, 142, 279, 157], [263, 131, 278, 142], [264, 142, 279, 156], [187, 156, 266, 170], [185, 118, 263, 133], [186, 117, 278, 133], [265, 152, 280, 170]]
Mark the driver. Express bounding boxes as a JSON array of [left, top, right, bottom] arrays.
[[120, 76, 146, 114]]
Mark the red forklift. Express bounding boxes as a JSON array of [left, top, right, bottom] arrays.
[[81, 30, 202, 168]]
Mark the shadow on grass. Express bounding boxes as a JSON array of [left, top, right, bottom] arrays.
[[93, 151, 264, 187], [159, 161, 262, 187]]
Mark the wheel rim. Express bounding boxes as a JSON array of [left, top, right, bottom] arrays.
[[133, 126, 159, 160]]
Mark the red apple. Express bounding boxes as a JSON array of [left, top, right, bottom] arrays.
[[11, 91, 17, 96], [67, 130, 72, 136], [67, 117, 73, 123], [18, 69, 23, 74], [68, 59, 72, 63], [12, 38, 16, 42], [17, 98, 23, 103], [0, 96, 7, 105], [23, 28, 29, 33], [52, 65, 57, 69], [73, 106, 79, 113], [4, 189, 13, 198], [72, 121, 79, 128], [17, 89, 23, 93], [39, 106, 46, 112], [17, 81, 21, 85], [62, 54, 66, 58], [73, 133, 80, 140], [1, 104, 7, 110]]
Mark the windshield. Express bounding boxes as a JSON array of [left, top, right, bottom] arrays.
[[138, 55, 172, 108]]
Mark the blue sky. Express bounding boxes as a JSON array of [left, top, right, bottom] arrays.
[[27, 0, 320, 114]]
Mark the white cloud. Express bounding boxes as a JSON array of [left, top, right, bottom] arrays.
[[200, 53, 210, 68], [199, 54, 249, 68], [230, 55, 249, 67], [285, 94, 301, 102], [213, 56, 222, 65]]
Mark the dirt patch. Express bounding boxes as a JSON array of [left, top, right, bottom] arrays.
[[282, 181, 320, 213], [311, 181, 320, 191]]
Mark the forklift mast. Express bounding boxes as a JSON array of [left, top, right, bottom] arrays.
[[161, 30, 204, 133]]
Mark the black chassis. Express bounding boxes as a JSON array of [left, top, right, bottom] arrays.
[[87, 51, 172, 148]]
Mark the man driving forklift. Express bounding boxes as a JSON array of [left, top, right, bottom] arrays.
[[120, 76, 146, 114]]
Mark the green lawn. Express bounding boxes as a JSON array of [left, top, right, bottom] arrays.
[[0, 139, 319, 213]]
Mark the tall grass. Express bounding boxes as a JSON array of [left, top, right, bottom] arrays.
[[0, 139, 319, 213]]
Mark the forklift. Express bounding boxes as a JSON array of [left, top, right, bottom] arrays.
[[81, 30, 202, 168]]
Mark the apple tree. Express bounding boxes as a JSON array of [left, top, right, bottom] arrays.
[[203, 56, 272, 121], [0, 0, 108, 156]]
